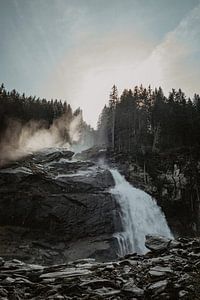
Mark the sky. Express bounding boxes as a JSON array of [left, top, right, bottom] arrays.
[[0, 0, 200, 127]]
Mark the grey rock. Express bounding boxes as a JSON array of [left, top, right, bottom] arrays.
[[0, 257, 5, 267], [92, 287, 121, 297], [148, 279, 168, 295], [149, 266, 173, 274], [73, 258, 96, 264], [40, 268, 92, 279], [80, 278, 116, 288], [3, 276, 15, 284], [179, 290, 189, 298], [149, 266, 173, 281], [122, 279, 144, 296], [178, 273, 190, 283], [169, 240, 181, 249], [145, 235, 172, 252], [149, 270, 167, 278], [0, 288, 8, 297]]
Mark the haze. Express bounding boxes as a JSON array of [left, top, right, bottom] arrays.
[[0, 0, 200, 127]]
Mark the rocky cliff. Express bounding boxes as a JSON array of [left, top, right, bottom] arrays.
[[0, 148, 120, 264]]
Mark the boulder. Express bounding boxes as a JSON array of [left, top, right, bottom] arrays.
[[145, 235, 172, 252], [148, 279, 168, 295]]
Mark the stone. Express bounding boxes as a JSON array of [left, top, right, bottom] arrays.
[[0, 257, 5, 267], [179, 290, 189, 298], [92, 287, 121, 297], [178, 273, 190, 283], [145, 235, 172, 252], [80, 278, 116, 289], [149, 270, 166, 278], [73, 258, 96, 264], [148, 279, 168, 295], [169, 240, 181, 249], [195, 260, 200, 268], [122, 280, 144, 297], [149, 266, 173, 274], [3, 276, 15, 284], [0, 288, 8, 297], [40, 268, 92, 279], [0, 238, 199, 300]]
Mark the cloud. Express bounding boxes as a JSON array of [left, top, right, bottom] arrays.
[[41, 2, 200, 127], [0, 112, 84, 166], [147, 3, 200, 96], [42, 31, 155, 127]]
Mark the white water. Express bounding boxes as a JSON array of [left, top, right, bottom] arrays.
[[110, 169, 173, 256]]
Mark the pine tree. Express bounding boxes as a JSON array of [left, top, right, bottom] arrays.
[[108, 85, 119, 149]]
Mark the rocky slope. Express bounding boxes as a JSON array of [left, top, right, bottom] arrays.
[[0, 148, 120, 264], [0, 235, 199, 299]]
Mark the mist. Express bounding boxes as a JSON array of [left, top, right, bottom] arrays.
[[0, 112, 87, 166]]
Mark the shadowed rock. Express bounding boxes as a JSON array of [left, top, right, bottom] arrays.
[[0, 148, 117, 264]]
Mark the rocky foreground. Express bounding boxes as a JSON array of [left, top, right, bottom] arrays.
[[0, 235, 200, 299]]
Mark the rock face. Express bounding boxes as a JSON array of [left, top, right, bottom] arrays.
[[0, 148, 118, 264], [0, 235, 199, 299], [108, 149, 200, 237], [74, 145, 107, 161]]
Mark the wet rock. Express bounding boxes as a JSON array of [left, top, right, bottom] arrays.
[[145, 235, 172, 252]]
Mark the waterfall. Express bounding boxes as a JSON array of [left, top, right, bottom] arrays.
[[110, 169, 173, 256]]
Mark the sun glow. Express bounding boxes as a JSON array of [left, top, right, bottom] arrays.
[[42, 32, 161, 127], [69, 51, 163, 127]]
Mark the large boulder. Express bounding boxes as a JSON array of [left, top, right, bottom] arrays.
[[145, 235, 172, 252]]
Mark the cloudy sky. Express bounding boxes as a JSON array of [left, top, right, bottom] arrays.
[[0, 0, 200, 127]]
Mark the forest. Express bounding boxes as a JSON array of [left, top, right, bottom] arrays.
[[1, 82, 200, 158], [0, 83, 95, 151], [97, 85, 200, 154]]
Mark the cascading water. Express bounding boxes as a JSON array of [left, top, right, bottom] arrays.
[[110, 169, 173, 256]]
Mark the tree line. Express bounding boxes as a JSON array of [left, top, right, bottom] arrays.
[[0, 83, 95, 147], [97, 85, 200, 154]]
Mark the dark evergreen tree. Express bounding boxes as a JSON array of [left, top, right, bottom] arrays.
[[97, 85, 200, 154]]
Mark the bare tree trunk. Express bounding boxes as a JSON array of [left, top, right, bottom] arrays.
[[112, 109, 115, 149], [152, 124, 161, 152], [196, 185, 200, 232], [144, 161, 147, 185]]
